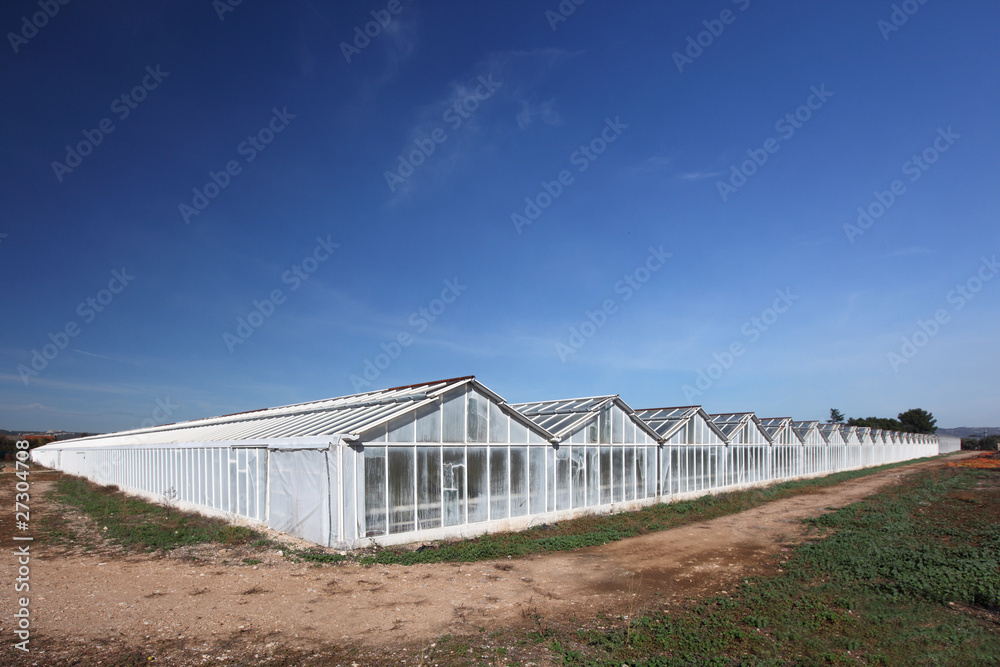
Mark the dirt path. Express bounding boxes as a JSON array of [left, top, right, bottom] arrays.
[[0, 455, 972, 661]]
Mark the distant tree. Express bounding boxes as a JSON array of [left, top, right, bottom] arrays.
[[961, 435, 999, 451], [828, 408, 845, 424], [898, 408, 937, 434]]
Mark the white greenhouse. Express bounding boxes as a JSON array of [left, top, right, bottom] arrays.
[[31, 376, 940, 549]]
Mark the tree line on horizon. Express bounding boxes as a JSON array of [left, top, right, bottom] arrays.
[[827, 407, 937, 434]]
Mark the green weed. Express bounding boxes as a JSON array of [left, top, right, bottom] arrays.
[[47, 475, 272, 552]]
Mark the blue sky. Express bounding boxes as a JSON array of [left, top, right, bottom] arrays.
[[2, 0, 998, 433]]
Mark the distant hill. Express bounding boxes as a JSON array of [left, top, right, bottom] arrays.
[[938, 427, 1000, 439], [0, 429, 92, 440]]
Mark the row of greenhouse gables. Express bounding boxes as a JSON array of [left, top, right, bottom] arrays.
[[45, 439, 938, 549], [358, 441, 935, 545]]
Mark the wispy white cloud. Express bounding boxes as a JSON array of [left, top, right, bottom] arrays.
[[385, 48, 580, 202], [72, 349, 144, 366], [0, 374, 137, 394], [677, 170, 723, 181], [882, 246, 933, 259]]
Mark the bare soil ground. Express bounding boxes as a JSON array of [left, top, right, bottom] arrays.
[[0, 454, 974, 665]]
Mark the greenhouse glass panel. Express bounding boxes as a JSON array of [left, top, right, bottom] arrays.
[[467, 447, 489, 523], [510, 447, 528, 517], [612, 408, 624, 444], [246, 450, 258, 519], [571, 446, 586, 508], [647, 447, 657, 496], [236, 449, 247, 516], [364, 447, 386, 537], [665, 447, 681, 495], [546, 448, 555, 511], [635, 447, 646, 498], [509, 419, 527, 444], [442, 389, 465, 443], [489, 402, 508, 443], [442, 447, 466, 527], [207, 447, 222, 509], [387, 447, 415, 534], [613, 447, 624, 502], [415, 403, 440, 443], [489, 447, 509, 519], [555, 447, 570, 510], [220, 450, 229, 513], [416, 447, 441, 529], [467, 392, 489, 443], [696, 448, 705, 490], [202, 449, 211, 506], [600, 446, 612, 504], [528, 447, 546, 515], [709, 447, 719, 488], [624, 447, 635, 500], [388, 414, 415, 443], [600, 406, 612, 443], [586, 446, 600, 506]]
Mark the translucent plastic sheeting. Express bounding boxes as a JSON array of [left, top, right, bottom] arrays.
[[268, 449, 330, 546]]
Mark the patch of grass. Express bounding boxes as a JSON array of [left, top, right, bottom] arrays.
[[47, 475, 273, 552], [306, 458, 940, 567], [543, 467, 1000, 666]]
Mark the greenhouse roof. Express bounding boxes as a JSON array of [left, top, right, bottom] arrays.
[[633, 406, 728, 442], [511, 395, 662, 442], [46, 376, 546, 449], [709, 412, 774, 444], [758, 417, 802, 443], [791, 420, 819, 436], [817, 423, 846, 444]]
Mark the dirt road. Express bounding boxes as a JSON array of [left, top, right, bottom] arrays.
[[0, 455, 971, 663]]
